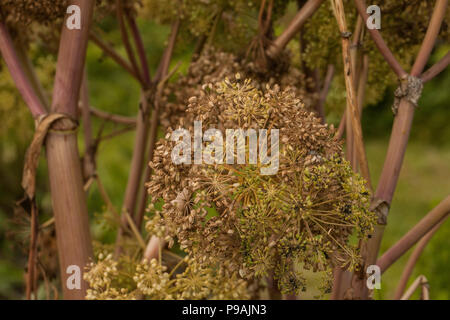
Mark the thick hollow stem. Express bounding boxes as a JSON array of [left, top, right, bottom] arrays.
[[367, 0, 447, 204], [52, 2, 94, 116], [376, 99, 416, 202], [330, 268, 352, 300], [350, 98, 417, 299], [47, 0, 95, 299], [348, 0, 448, 299], [46, 124, 93, 299]]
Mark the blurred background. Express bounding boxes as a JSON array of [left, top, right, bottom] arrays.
[[0, 17, 449, 300]]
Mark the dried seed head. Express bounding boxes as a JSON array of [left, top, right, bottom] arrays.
[[146, 76, 376, 295]]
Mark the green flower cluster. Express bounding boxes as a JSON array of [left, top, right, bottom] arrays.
[[300, 0, 450, 109], [0, 0, 68, 26], [159, 46, 313, 131], [84, 252, 250, 300], [141, 0, 292, 52]]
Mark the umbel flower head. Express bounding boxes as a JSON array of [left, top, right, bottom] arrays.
[[302, 0, 450, 109], [159, 46, 313, 131], [83, 251, 251, 300], [0, 0, 68, 26], [0, 0, 72, 50], [0, 0, 125, 46], [146, 76, 376, 295]]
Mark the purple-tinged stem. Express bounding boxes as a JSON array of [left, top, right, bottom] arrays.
[[126, 15, 151, 86], [89, 32, 141, 82], [0, 22, 47, 117], [411, 0, 448, 77], [46, 0, 95, 299], [394, 218, 446, 300], [377, 195, 450, 273], [266, 0, 324, 58], [421, 50, 450, 83], [353, 0, 408, 79]]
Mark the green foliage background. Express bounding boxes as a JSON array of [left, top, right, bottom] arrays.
[[0, 18, 449, 299]]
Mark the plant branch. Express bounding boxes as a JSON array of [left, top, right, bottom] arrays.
[[357, 54, 369, 112], [332, 57, 370, 301], [117, 91, 151, 236], [118, 14, 158, 232], [95, 174, 118, 216], [400, 275, 429, 300], [350, 15, 364, 85], [0, 22, 47, 117], [353, 0, 407, 79], [115, 11, 169, 256], [421, 50, 450, 83], [335, 111, 345, 140], [410, 0, 448, 76], [124, 211, 147, 250], [316, 64, 334, 123], [26, 200, 39, 300], [135, 20, 181, 228], [126, 14, 151, 86], [15, 40, 50, 110], [377, 195, 450, 273], [394, 218, 446, 300], [89, 106, 137, 125], [116, 0, 145, 85], [266, 0, 324, 58], [332, 0, 372, 189], [335, 54, 368, 143], [89, 32, 141, 82], [154, 20, 180, 83], [137, 23, 181, 265], [97, 124, 135, 142], [374, 0, 447, 206], [81, 70, 96, 180]]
